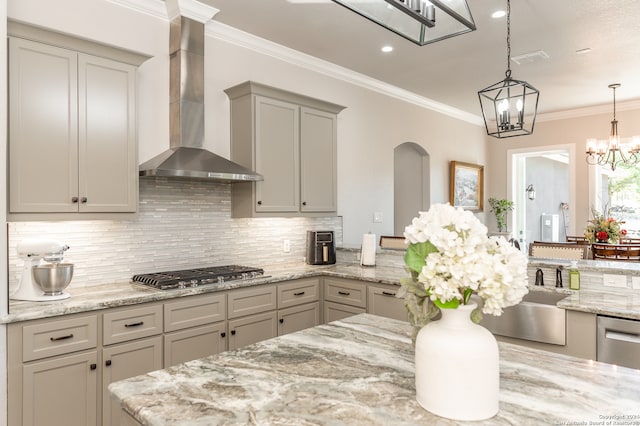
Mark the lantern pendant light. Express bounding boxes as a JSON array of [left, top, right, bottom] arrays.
[[478, 0, 539, 138]]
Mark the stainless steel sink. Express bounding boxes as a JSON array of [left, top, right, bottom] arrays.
[[480, 291, 568, 345]]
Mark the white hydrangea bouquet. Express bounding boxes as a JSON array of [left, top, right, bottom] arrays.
[[398, 203, 529, 339]]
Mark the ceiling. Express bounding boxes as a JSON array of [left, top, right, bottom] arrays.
[[200, 0, 640, 120]]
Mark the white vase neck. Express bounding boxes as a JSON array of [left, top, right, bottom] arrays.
[[438, 303, 477, 327]]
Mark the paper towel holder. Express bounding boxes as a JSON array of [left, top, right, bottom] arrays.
[[360, 232, 377, 267]]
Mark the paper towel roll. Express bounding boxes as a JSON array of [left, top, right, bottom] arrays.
[[360, 233, 377, 266]]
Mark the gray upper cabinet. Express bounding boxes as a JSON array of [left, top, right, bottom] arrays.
[[225, 81, 345, 217], [8, 23, 148, 217]]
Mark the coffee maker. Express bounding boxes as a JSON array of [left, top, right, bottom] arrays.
[[306, 231, 336, 265]]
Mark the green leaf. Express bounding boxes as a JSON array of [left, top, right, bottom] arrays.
[[404, 241, 438, 274], [434, 298, 460, 309], [462, 288, 473, 304]]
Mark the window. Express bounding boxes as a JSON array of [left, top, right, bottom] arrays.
[[597, 164, 640, 238]]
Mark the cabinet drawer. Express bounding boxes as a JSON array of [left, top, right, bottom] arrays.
[[367, 285, 408, 322], [324, 278, 366, 308], [164, 294, 226, 332], [103, 304, 163, 345], [278, 278, 320, 309], [22, 315, 98, 362], [228, 285, 277, 319]]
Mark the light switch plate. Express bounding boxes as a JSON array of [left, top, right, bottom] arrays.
[[632, 276, 640, 290], [603, 274, 627, 288]]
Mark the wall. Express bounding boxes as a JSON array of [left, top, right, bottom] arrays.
[[7, 0, 488, 252], [487, 107, 640, 236], [1, 1, 8, 424]]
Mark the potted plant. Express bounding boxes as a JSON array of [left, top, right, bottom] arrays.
[[488, 198, 514, 233]]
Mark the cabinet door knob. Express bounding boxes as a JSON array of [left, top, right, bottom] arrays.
[[279, 318, 284, 324], [105, 360, 112, 367], [71, 197, 79, 203], [231, 330, 236, 336], [302, 201, 307, 206], [81, 197, 88, 203], [257, 200, 262, 205], [90, 363, 97, 371], [221, 332, 226, 338]]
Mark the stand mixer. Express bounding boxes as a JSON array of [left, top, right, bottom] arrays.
[[11, 238, 72, 301]]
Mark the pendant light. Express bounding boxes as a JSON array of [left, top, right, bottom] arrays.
[[478, 0, 539, 138], [330, 0, 476, 46], [585, 83, 640, 171]]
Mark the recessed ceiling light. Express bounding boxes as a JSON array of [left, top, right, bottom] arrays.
[[491, 10, 506, 18], [381, 45, 394, 53]]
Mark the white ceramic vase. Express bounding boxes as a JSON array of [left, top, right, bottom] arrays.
[[414, 303, 499, 421]]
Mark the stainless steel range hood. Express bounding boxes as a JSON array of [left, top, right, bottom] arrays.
[[139, 11, 262, 182]]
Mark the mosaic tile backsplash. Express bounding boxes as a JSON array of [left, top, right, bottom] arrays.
[[8, 178, 343, 293]]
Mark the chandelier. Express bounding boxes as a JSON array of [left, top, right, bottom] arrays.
[[330, 0, 476, 46], [477, 0, 539, 138], [586, 83, 640, 171]]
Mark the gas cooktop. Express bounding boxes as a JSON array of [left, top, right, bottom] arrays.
[[132, 265, 265, 290]]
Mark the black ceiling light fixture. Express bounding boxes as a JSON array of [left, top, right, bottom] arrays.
[[478, 0, 539, 138], [330, 0, 476, 46]]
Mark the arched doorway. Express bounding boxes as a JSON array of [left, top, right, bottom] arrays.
[[394, 142, 430, 235]]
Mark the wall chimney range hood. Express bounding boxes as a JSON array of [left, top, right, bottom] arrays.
[[139, 0, 263, 182]]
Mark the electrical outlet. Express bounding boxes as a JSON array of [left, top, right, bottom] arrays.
[[283, 239, 291, 253], [373, 211, 383, 223]]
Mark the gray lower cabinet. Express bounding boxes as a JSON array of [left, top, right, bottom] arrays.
[[227, 285, 278, 350], [323, 277, 367, 322], [102, 337, 163, 426], [22, 351, 98, 426], [278, 302, 321, 335], [163, 294, 227, 367], [228, 311, 278, 350], [367, 285, 408, 322], [8, 313, 99, 426]]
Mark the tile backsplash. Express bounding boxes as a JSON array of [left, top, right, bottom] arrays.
[[8, 178, 343, 292]]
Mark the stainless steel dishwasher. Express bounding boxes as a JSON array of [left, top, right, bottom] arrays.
[[597, 315, 640, 370]]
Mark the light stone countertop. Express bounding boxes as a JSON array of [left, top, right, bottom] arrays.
[[4, 261, 640, 323], [109, 313, 640, 426]]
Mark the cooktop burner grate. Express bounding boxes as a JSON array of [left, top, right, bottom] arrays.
[[132, 265, 265, 290]]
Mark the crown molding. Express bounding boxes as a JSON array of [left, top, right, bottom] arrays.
[[106, 0, 167, 19], [536, 99, 640, 123], [165, 0, 219, 23], [206, 21, 484, 126]]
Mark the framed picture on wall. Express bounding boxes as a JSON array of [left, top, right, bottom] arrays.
[[449, 161, 484, 212]]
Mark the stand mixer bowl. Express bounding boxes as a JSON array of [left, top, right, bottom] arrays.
[[32, 263, 74, 296]]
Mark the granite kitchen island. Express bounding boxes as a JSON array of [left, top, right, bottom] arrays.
[[109, 313, 640, 425]]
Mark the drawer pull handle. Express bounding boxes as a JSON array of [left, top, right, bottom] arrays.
[[231, 330, 236, 336], [279, 318, 284, 324], [382, 291, 396, 297], [338, 291, 351, 296], [50, 334, 74, 342], [124, 321, 144, 328], [293, 291, 305, 296], [90, 363, 97, 370], [221, 332, 226, 338], [106, 360, 112, 367]]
